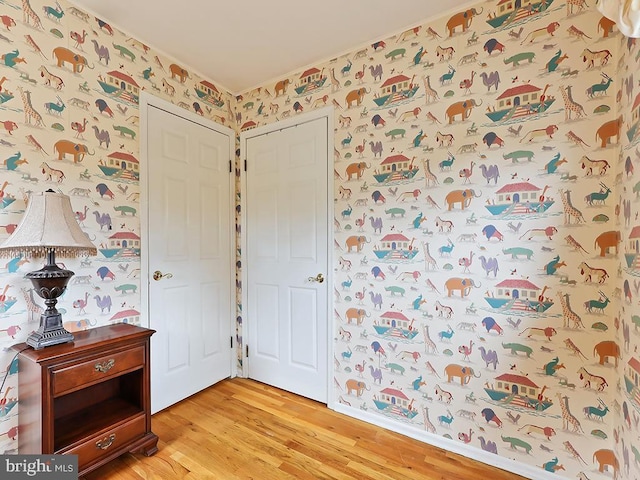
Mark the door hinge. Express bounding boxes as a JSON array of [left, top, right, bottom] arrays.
[[229, 160, 232, 173], [244, 159, 247, 172], [230, 336, 233, 348], [245, 345, 249, 357]]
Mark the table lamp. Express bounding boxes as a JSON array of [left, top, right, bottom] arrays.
[[0, 190, 97, 349]]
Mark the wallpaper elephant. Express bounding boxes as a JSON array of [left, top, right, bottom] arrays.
[[52, 46, 94, 73], [445, 7, 483, 37], [53, 140, 94, 163], [445, 98, 482, 123]]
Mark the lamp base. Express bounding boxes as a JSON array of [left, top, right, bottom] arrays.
[[25, 251, 75, 350], [26, 312, 73, 349]]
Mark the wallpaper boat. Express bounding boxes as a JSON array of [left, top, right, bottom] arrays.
[[372, 324, 420, 340], [109, 309, 141, 326], [627, 120, 639, 143], [483, 390, 553, 410], [625, 376, 640, 407], [97, 166, 139, 181], [486, 0, 555, 28], [485, 279, 553, 312], [485, 201, 554, 215], [373, 74, 419, 107], [0, 299, 17, 313], [484, 296, 553, 312], [99, 232, 141, 258], [486, 84, 553, 123], [373, 86, 419, 107], [625, 253, 639, 269], [625, 226, 640, 269], [0, 91, 13, 105], [98, 152, 140, 181], [0, 197, 15, 209], [373, 154, 419, 185], [0, 400, 16, 418], [294, 67, 327, 95], [372, 311, 419, 340], [484, 373, 552, 411], [628, 93, 640, 142], [97, 71, 140, 104], [373, 388, 419, 419], [194, 80, 225, 108], [485, 98, 555, 122], [99, 247, 140, 258], [485, 182, 553, 216], [625, 358, 640, 408], [373, 169, 419, 184], [294, 77, 327, 95], [373, 233, 418, 261]]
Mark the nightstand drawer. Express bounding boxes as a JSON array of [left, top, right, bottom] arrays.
[[62, 414, 146, 467], [53, 346, 145, 396]]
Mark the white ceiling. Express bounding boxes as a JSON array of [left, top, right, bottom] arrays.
[[69, 0, 468, 94]]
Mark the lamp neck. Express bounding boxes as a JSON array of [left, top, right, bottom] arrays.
[[46, 249, 56, 268]]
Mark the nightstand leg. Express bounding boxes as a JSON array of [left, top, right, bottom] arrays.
[[133, 432, 159, 457]]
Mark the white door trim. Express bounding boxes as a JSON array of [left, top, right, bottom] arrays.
[[139, 91, 238, 378], [239, 105, 334, 406]]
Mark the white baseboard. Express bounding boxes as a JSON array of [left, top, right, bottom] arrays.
[[331, 402, 560, 480]]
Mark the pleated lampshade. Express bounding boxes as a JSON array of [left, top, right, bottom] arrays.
[[0, 190, 97, 258]]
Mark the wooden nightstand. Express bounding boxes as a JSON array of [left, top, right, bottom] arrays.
[[12, 323, 158, 477]]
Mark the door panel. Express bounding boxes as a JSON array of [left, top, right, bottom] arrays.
[[165, 286, 189, 369], [290, 287, 318, 369], [144, 100, 232, 413], [245, 116, 329, 403]]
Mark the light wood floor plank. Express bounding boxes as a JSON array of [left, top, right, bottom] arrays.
[[84, 378, 525, 480]]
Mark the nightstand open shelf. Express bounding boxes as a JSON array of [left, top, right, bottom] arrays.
[[54, 395, 143, 451], [13, 324, 158, 478]]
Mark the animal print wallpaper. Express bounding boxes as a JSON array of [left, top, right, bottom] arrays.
[[0, 0, 235, 457], [613, 13, 640, 480], [0, 0, 636, 479], [237, 0, 633, 478]]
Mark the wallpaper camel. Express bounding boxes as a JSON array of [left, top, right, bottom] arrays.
[[0, 0, 637, 479]]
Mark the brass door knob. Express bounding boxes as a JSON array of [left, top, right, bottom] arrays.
[[153, 270, 173, 281], [308, 273, 324, 283]]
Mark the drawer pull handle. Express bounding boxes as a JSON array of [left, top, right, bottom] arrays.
[[96, 434, 116, 450], [94, 359, 115, 373]]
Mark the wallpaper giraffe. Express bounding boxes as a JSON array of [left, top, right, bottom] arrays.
[[0, 0, 637, 478]]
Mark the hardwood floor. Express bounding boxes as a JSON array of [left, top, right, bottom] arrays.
[[85, 378, 525, 479]]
